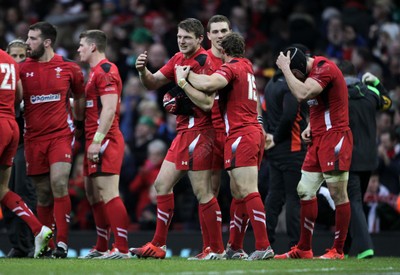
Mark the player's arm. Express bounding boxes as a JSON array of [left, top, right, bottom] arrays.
[[15, 79, 23, 104], [96, 93, 118, 138], [136, 51, 170, 90], [276, 52, 322, 101], [187, 71, 228, 94], [176, 65, 215, 112]]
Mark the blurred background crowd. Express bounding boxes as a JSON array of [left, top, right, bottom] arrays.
[[0, 0, 399, 233]]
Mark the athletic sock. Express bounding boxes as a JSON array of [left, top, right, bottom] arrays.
[[37, 204, 55, 249], [54, 195, 71, 245], [298, 198, 318, 251], [1, 191, 42, 234], [198, 205, 210, 250], [199, 197, 224, 253], [104, 197, 129, 253], [91, 201, 110, 252], [151, 193, 174, 247], [243, 192, 270, 250], [333, 202, 351, 254], [229, 198, 249, 250]]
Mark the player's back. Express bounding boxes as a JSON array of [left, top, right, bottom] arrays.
[[217, 57, 260, 135], [0, 49, 18, 119], [308, 56, 349, 136]]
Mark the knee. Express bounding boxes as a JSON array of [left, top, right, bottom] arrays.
[[50, 175, 69, 197], [153, 180, 171, 195], [297, 181, 316, 200]]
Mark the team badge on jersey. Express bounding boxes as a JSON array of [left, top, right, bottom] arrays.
[[55, 67, 62, 78]]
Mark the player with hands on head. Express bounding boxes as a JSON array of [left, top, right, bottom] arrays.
[[274, 46, 353, 260]]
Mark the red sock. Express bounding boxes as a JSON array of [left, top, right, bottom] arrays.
[[37, 204, 55, 249], [298, 198, 318, 251], [333, 202, 351, 254], [198, 206, 210, 250], [92, 201, 110, 252], [104, 197, 129, 253], [54, 195, 71, 245], [151, 193, 174, 247], [229, 198, 249, 250], [244, 192, 270, 250], [1, 191, 42, 234], [199, 197, 224, 253]]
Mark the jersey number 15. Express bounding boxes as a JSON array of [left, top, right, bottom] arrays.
[[247, 73, 257, 102]]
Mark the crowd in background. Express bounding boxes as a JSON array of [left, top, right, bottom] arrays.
[[0, 0, 399, 233]]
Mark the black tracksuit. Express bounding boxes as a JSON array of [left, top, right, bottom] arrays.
[[344, 76, 389, 256], [263, 71, 308, 249]]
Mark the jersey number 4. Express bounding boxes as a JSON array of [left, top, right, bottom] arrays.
[[0, 63, 16, 90], [247, 73, 257, 102]]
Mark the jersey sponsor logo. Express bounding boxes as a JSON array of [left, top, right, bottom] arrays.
[[86, 100, 93, 108], [104, 86, 116, 92], [307, 99, 318, 106], [55, 67, 62, 78], [327, 161, 334, 166], [30, 93, 61, 104], [181, 161, 188, 166], [26, 72, 34, 77]]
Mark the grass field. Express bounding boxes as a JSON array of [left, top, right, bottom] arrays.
[[1, 257, 400, 275]]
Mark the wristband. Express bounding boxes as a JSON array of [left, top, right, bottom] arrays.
[[373, 78, 380, 86], [93, 132, 105, 144], [178, 78, 188, 89], [74, 120, 84, 130], [257, 115, 264, 125]]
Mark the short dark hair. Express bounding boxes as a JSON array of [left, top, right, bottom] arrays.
[[283, 47, 307, 76], [221, 32, 245, 58], [29, 22, 57, 46], [178, 18, 204, 38], [207, 15, 231, 32], [79, 30, 107, 53]]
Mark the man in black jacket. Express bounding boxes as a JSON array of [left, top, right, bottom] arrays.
[[338, 60, 391, 259], [263, 45, 309, 250]]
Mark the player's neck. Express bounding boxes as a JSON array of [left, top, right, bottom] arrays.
[[89, 52, 106, 68], [38, 49, 55, 62], [211, 47, 222, 59]]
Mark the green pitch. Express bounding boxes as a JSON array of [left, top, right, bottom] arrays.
[[1, 257, 399, 274]]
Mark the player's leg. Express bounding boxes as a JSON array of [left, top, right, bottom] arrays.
[[189, 169, 225, 259], [130, 159, 185, 259], [320, 171, 350, 259], [49, 161, 72, 258], [92, 174, 131, 259], [78, 176, 110, 259]]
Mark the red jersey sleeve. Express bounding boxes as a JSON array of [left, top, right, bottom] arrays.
[[95, 67, 120, 96], [308, 58, 333, 90], [215, 63, 234, 82], [70, 62, 85, 96], [160, 53, 179, 81]]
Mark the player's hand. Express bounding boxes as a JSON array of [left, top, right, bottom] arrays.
[[265, 133, 275, 150], [276, 51, 291, 71], [301, 126, 312, 144], [361, 72, 379, 85], [135, 51, 148, 73], [87, 142, 101, 163], [175, 65, 190, 80]]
